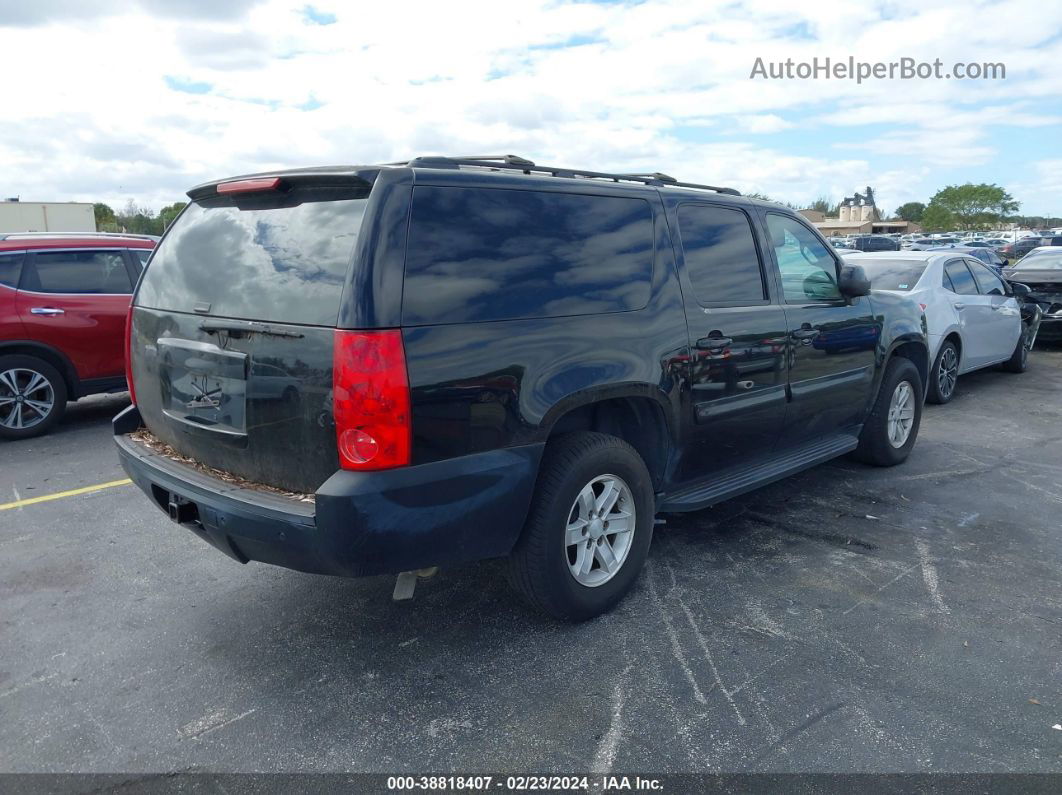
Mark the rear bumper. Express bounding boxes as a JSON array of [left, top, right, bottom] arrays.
[[114, 406, 542, 577]]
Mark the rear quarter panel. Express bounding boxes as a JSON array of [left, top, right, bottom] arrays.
[[867, 289, 930, 398]]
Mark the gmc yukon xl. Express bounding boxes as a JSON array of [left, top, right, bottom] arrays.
[[115, 155, 929, 620]]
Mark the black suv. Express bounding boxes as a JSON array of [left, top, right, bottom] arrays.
[[115, 155, 929, 620]]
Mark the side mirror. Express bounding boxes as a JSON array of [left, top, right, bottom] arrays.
[[839, 263, 871, 297], [1009, 281, 1031, 298]]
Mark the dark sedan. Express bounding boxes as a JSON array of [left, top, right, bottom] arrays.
[[928, 245, 1008, 272], [1001, 236, 1062, 260]]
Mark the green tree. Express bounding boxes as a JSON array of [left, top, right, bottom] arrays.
[[159, 201, 188, 231], [808, 196, 838, 216], [745, 192, 799, 209], [93, 202, 117, 232], [116, 200, 163, 236], [920, 204, 954, 232], [894, 202, 926, 222], [927, 183, 1018, 230]]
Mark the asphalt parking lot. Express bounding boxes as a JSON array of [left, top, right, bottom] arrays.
[[2, 352, 1061, 775]]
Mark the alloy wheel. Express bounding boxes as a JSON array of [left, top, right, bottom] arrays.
[[565, 474, 636, 587], [887, 380, 916, 449], [0, 368, 55, 430], [937, 347, 958, 399]]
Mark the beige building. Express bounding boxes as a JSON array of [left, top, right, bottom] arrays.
[[801, 187, 921, 236], [0, 200, 96, 233]]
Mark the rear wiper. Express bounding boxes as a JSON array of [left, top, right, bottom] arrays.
[[199, 320, 304, 339]]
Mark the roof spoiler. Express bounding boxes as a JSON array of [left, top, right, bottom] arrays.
[[187, 170, 376, 201]]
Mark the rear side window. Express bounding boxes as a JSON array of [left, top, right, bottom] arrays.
[[943, 260, 978, 295], [23, 250, 132, 294], [402, 187, 653, 325], [137, 187, 369, 326], [0, 252, 23, 288], [676, 204, 765, 304]]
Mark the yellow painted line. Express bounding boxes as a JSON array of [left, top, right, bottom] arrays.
[[0, 478, 132, 511]]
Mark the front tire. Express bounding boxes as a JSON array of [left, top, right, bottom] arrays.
[[927, 340, 959, 404], [508, 432, 655, 621], [851, 357, 923, 467], [0, 355, 68, 440], [1001, 323, 1030, 373]]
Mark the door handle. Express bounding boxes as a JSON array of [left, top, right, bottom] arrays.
[[30, 307, 65, 315], [953, 302, 965, 310], [695, 335, 733, 350], [791, 328, 820, 340]]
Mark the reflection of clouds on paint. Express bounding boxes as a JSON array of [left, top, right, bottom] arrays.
[[403, 186, 653, 325], [138, 197, 366, 326]]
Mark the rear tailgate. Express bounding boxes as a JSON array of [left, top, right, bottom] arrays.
[[129, 176, 372, 493]]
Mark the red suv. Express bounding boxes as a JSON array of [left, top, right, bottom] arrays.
[[0, 233, 155, 439]]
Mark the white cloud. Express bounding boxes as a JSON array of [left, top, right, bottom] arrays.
[[0, 0, 1060, 213]]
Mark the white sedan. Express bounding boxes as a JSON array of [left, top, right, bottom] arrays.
[[843, 251, 1031, 403]]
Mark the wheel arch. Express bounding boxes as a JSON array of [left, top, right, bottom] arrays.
[[539, 385, 675, 492], [885, 336, 930, 398], [0, 341, 80, 398]]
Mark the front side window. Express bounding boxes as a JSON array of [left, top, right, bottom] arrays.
[[403, 187, 653, 324], [0, 252, 23, 288], [767, 213, 842, 302], [969, 260, 1005, 296], [943, 260, 979, 295], [24, 250, 132, 294], [676, 204, 765, 304]]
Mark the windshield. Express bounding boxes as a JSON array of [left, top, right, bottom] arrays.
[[1012, 250, 1062, 270], [851, 259, 928, 291], [137, 186, 369, 326]]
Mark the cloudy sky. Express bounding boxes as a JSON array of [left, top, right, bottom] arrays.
[[2, 0, 1060, 216]]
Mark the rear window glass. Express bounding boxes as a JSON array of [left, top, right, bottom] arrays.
[[402, 187, 653, 325], [24, 250, 131, 294], [1013, 251, 1062, 270], [852, 259, 928, 291], [137, 187, 368, 326]]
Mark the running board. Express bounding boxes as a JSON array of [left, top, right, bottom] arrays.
[[657, 434, 859, 513]]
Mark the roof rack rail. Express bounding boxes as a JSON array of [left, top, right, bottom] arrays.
[[404, 155, 740, 196], [0, 231, 160, 241]]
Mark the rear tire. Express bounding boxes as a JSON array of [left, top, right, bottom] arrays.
[[927, 340, 959, 404], [851, 357, 923, 467], [0, 355, 68, 440], [508, 432, 654, 621], [1001, 323, 1030, 373]]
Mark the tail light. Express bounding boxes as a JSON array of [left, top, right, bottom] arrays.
[[124, 304, 137, 405], [333, 330, 411, 470]]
